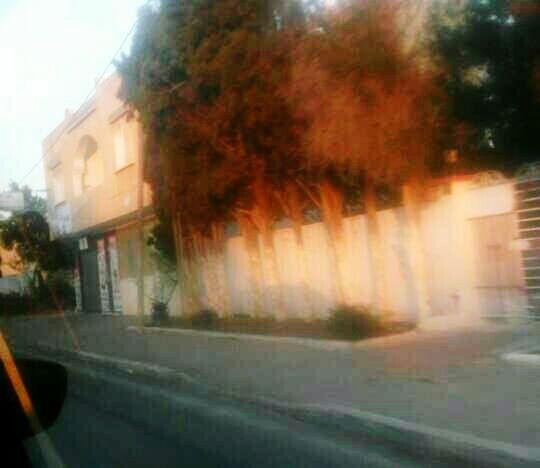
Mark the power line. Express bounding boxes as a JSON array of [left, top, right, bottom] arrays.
[[18, 15, 140, 185]]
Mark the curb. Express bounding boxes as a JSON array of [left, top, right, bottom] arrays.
[[19, 344, 540, 467], [76, 350, 197, 383], [0, 312, 78, 322], [502, 351, 540, 365], [127, 325, 355, 351], [289, 404, 540, 467], [31, 342, 197, 384]]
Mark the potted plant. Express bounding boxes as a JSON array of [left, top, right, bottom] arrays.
[[151, 300, 169, 324]]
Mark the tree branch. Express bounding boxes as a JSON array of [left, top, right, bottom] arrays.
[[296, 178, 321, 209]]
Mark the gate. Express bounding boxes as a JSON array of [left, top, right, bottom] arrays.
[[470, 213, 525, 317], [515, 163, 540, 318], [80, 244, 101, 314]]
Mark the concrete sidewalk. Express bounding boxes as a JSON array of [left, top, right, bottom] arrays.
[[3, 314, 540, 447]]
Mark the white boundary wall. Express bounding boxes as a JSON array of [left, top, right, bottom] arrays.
[[162, 179, 525, 327]]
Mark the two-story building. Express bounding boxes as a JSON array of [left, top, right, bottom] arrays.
[[43, 73, 157, 315]]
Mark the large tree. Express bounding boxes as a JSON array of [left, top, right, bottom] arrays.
[[119, 0, 314, 315], [119, 0, 452, 322], [0, 211, 74, 299], [0, 183, 47, 278], [285, 1, 447, 317], [431, 0, 540, 172]]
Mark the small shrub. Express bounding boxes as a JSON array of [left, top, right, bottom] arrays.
[[191, 308, 219, 329], [327, 305, 384, 341], [151, 301, 169, 323], [231, 313, 251, 320]]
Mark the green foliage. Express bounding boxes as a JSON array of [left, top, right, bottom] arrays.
[[431, 0, 540, 173], [287, 1, 448, 184], [327, 304, 384, 341], [147, 220, 176, 265], [231, 312, 251, 320], [0, 211, 75, 310], [0, 211, 74, 273], [118, 0, 461, 268], [117, 0, 313, 242], [151, 300, 169, 323], [190, 308, 219, 329]]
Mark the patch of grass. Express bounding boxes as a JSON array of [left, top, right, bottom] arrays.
[[145, 305, 414, 342], [190, 309, 219, 329]]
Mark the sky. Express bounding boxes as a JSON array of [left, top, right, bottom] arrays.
[[0, 0, 147, 194]]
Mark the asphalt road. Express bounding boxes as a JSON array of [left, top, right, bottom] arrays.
[[21, 362, 422, 468], [24, 390, 217, 468]]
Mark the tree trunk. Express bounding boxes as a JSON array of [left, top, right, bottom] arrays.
[[319, 180, 348, 305], [236, 214, 264, 317], [293, 225, 313, 318], [191, 232, 213, 311], [183, 258, 201, 315], [201, 237, 223, 314], [260, 228, 283, 319], [197, 245, 212, 310], [172, 218, 202, 316], [282, 182, 313, 318], [248, 176, 283, 318], [211, 249, 229, 316], [172, 213, 185, 316], [364, 180, 387, 314], [211, 223, 230, 316], [403, 182, 431, 326]]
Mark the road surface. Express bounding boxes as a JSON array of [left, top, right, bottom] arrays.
[[22, 361, 422, 468]]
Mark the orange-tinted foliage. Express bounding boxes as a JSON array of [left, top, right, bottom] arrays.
[[285, 1, 447, 185]]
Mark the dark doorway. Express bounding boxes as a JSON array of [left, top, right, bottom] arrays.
[[80, 246, 101, 313]]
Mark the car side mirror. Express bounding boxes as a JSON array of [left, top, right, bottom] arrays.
[[0, 358, 67, 441]]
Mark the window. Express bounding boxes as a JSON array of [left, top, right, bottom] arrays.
[[113, 121, 134, 171], [53, 202, 72, 234], [114, 129, 126, 169], [52, 170, 65, 204], [84, 152, 104, 188], [76, 135, 103, 190], [73, 174, 83, 197], [73, 157, 84, 197]]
